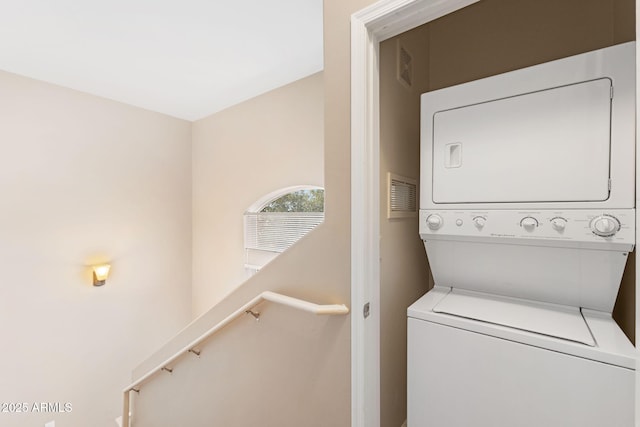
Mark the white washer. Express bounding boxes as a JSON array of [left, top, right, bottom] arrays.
[[408, 288, 636, 427], [410, 42, 637, 427]]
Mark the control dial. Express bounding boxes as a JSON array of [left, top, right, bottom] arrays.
[[473, 216, 486, 229], [520, 216, 538, 232], [550, 217, 567, 232], [590, 215, 621, 237], [426, 214, 443, 230]]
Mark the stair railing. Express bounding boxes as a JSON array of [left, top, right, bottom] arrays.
[[121, 291, 349, 427]]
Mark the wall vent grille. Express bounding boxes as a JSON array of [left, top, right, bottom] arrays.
[[397, 41, 413, 88], [388, 173, 417, 218]]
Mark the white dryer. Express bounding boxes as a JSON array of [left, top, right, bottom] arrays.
[[409, 42, 637, 427]]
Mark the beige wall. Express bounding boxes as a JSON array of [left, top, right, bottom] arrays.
[[377, 1, 636, 425], [131, 291, 348, 427], [427, 0, 635, 92], [0, 70, 193, 427], [131, 223, 352, 425], [191, 73, 324, 316], [130, 1, 376, 425]]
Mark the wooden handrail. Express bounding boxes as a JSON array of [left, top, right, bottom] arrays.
[[121, 291, 349, 426]]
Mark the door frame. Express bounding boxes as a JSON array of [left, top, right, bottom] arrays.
[[350, 1, 481, 426]]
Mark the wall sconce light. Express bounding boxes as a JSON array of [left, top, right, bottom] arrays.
[[92, 264, 111, 286]]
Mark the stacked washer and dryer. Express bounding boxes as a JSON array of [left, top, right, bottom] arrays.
[[408, 42, 637, 426]]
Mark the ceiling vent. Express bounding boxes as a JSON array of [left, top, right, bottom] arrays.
[[388, 172, 417, 218], [397, 40, 413, 89]]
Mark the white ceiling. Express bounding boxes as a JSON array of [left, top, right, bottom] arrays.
[[0, 0, 323, 121]]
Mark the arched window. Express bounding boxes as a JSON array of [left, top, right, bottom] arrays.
[[244, 186, 324, 273]]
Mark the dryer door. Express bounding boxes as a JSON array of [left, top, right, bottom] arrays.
[[431, 78, 612, 204]]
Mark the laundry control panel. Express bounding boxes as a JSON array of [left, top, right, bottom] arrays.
[[420, 209, 635, 250]]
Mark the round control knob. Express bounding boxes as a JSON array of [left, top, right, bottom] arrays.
[[520, 217, 538, 231], [426, 214, 443, 230], [551, 217, 567, 232], [590, 215, 620, 237], [473, 216, 486, 229]]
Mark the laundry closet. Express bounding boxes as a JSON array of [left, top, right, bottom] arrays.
[[378, 1, 636, 426]]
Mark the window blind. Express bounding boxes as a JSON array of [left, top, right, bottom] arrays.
[[244, 212, 324, 253]]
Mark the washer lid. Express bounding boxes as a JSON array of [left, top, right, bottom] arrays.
[[433, 288, 595, 346]]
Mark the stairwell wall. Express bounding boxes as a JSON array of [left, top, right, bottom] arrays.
[[191, 72, 324, 317], [0, 69, 192, 427], [130, 1, 377, 425]]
